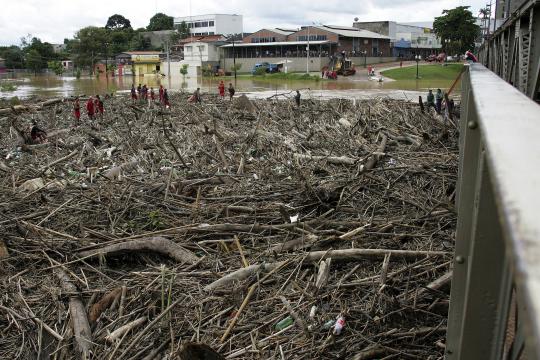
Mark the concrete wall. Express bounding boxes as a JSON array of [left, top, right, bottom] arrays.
[[350, 57, 398, 67], [222, 57, 323, 73], [222, 56, 397, 73], [353, 21, 393, 37]]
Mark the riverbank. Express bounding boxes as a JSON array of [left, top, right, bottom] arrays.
[[1, 93, 456, 359]]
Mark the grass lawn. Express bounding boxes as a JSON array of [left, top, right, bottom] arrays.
[[253, 72, 321, 81], [382, 64, 464, 81]]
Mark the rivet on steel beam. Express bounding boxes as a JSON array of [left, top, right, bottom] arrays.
[[468, 121, 478, 129], [455, 255, 465, 264]]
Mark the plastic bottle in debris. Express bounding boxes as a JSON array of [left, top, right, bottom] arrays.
[[320, 319, 335, 330], [333, 315, 346, 335], [275, 316, 294, 330]]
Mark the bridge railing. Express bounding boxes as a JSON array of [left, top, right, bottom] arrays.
[[445, 63, 540, 359]]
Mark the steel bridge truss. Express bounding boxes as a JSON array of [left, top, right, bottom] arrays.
[[480, 0, 540, 102]]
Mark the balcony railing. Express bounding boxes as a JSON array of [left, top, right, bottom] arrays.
[[445, 63, 540, 359]]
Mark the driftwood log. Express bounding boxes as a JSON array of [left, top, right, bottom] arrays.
[[79, 237, 199, 265], [56, 269, 92, 357]]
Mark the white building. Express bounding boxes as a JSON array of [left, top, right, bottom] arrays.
[[180, 39, 226, 77], [174, 14, 243, 36]]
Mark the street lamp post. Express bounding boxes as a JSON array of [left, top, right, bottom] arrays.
[[415, 54, 421, 79], [362, 50, 367, 68]]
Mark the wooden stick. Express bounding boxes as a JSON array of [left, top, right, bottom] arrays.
[[56, 269, 92, 357], [234, 236, 249, 268], [105, 316, 146, 343], [279, 296, 310, 337], [220, 285, 256, 343], [78, 237, 199, 265]]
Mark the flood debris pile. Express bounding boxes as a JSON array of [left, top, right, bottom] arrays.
[[0, 94, 458, 359]]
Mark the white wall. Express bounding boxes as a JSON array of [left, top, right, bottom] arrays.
[[160, 60, 201, 77], [183, 42, 220, 62], [215, 14, 243, 35]]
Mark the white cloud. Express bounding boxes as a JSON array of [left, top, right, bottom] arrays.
[[0, 0, 487, 46]]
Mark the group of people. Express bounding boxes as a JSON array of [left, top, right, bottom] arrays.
[[131, 84, 170, 108], [188, 81, 235, 104], [217, 81, 235, 101], [73, 95, 105, 122], [427, 89, 444, 114], [427, 88, 455, 119]]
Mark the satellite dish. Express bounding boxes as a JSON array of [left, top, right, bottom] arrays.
[[354, 17, 359, 22]]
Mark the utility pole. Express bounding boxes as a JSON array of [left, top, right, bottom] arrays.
[[166, 40, 171, 88], [306, 26, 310, 74], [233, 38, 237, 80]]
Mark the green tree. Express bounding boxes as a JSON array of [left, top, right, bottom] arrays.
[[129, 33, 152, 50], [147, 13, 174, 31], [176, 21, 190, 39], [180, 64, 188, 78], [26, 49, 43, 74], [109, 28, 134, 54], [0, 46, 25, 68], [433, 6, 480, 54], [106, 14, 132, 30], [70, 26, 110, 69], [47, 60, 64, 75]]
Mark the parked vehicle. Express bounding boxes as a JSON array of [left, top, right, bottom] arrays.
[[251, 62, 279, 75]]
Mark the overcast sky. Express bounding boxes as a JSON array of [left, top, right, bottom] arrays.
[[0, 0, 486, 46]]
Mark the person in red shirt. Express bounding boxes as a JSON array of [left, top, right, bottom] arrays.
[[73, 98, 81, 122], [218, 81, 225, 99], [86, 97, 95, 119], [159, 85, 164, 104]]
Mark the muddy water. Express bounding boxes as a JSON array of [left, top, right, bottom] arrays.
[[0, 73, 458, 99]]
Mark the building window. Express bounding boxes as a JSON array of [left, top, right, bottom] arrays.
[[209, 21, 214, 26], [209, 32, 214, 35], [185, 46, 192, 52], [201, 21, 208, 27], [251, 37, 277, 43], [297, 35, 327, 41]]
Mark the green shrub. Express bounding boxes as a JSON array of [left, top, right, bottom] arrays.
[[0, 82, 17, 92]]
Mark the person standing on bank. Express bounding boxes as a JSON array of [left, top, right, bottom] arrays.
[[228, 83, 235, 101], [73, 97, 81, 122], [86, 96, 95, 120], [218, 81, 225, 99], [295, 90, 301, 107], [435, 89, 443, 114]]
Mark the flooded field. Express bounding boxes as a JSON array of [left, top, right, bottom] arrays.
[[0, 72, 459, 99]]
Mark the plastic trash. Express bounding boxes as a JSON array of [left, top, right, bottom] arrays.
[[333, 315, 346, 335], [275, 316, 294, 330], [309, 305, 317, 318], [321, 319, 335, 330]]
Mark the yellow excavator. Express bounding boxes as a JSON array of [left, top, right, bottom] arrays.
[[335, 57, 356, 76]]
